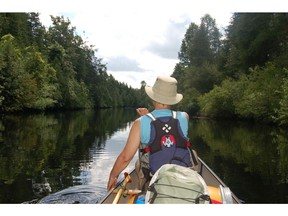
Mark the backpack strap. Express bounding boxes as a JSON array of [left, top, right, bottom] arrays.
[[147, 111, 176, 121], [146, 113, 156, 121], [172, 110, 177, 119]]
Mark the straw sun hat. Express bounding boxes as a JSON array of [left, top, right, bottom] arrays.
[[145, 75, 183, 105]]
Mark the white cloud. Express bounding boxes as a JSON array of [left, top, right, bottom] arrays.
[[106, 56, 144, 72], [145, 18, 191, 59]]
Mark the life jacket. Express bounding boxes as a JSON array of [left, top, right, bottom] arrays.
[[139, 111, 198, 178]]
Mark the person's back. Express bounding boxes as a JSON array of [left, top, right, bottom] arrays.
[[107, 75, 197, 192], [134, 76, 198, 190], [137, 109, 194, 190]]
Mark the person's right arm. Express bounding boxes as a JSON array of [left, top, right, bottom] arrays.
[[107, 118, 141, 191]]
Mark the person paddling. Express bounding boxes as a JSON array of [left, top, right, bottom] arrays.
[[107, 75, 196, 191]]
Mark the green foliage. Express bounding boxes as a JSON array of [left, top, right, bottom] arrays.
[[234, 63, 285, 122], [275, 75, 288, 125], [199, 62, 288, 123], [0, 13, 33, 48], [178, 23, 199, 66], [224, 14, 273, 72], [0, 34, 25, 111], [183, 62, 222, 94], [0, 13, 142, 112], [198, 79, 238, 118], [174, 13, 288, 126], [173, 14, 222, 115], [171, 63, 186, 94], [176, 87, 200, 115], [178, 14, 221, 67], [23, 47, 58, 109], [222, 13, 288, 76], [0, 45, 4, 106]]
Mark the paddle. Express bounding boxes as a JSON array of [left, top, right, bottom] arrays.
[[112, 172, 132, 204]]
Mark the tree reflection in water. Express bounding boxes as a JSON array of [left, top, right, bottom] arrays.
[[189, 119, 288, 203], [0, 109, 137, 203], [0, 110, 287, 203]]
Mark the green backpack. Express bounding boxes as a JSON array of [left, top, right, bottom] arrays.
[[145, 164, 211, 204]]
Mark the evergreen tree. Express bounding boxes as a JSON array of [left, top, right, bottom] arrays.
[[0, 13, 33, 47], [27, 13, 46, 51], [172, 14, 222, 114], [0, 34, 26, 111]]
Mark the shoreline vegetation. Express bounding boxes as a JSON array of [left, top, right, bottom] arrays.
[[1, 13, 288, 126]]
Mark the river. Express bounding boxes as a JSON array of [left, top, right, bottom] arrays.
[[0, 109, 287, 204]]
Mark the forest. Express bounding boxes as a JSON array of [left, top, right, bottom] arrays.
[[1, 13, 288, 126], [0, 13, 146, 112], [172, 13, 288, 126]]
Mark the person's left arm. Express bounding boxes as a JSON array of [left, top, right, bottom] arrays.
[[136, 108, 149, 116]]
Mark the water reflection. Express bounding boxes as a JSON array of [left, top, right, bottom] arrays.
[[189, 119, 288, 203], [0, 109, 137, 203], [37, 185, 107, 204], [0, 110, 287, 203]]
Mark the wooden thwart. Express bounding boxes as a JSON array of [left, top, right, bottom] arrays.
[[112, 189, 141, 195]]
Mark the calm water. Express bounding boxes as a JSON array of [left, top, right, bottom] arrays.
[[0, 109, 287, 203]]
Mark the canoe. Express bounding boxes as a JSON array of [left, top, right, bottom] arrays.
[[99, 157, 243, 204]]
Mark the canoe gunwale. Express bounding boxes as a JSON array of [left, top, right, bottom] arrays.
[[99, 157, 243, 204]]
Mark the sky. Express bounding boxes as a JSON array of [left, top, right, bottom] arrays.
[[2, 0, 287, 89]]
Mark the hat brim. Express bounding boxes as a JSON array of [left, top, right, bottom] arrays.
[[145, 86, 183, 105]]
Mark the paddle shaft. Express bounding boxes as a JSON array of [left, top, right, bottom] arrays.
[[112, 173, 132, 204]]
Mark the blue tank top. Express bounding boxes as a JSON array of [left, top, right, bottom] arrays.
[[140, 109, 188, 144]]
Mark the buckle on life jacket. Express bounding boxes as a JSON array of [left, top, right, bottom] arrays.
[[186, 141, 191, 147], [140, 147, 151, 153]]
